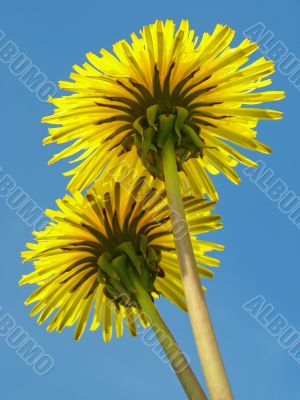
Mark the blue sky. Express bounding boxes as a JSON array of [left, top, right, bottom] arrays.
[[0, 0, 299, 398]]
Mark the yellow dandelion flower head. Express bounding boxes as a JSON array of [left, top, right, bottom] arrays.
[[20, 158, 223, 341], [44, 20, 284, 199]]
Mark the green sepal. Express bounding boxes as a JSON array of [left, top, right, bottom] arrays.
[[103, 285, 118, 301], [133, 116, 146, 136], [121, 136, 134, 152], [171, 68, 199, 99], [146, 246, 158, 268], [146, 105, 159, 131], [129, 79, 154, 105], [138, 235, 149, 259], [181, 124, 204, 153], [111, 255, 136, 294], [174, 107, 189, 144], [107, 277, 127, 297], [112, 211, 123, 241], [153, 65, 163, 100], [141, 127, 156, 166], [176, 148, 190, 170], [138, 257, 152, 292], [117, 242, 142, 274], [156, 114, 176, 149], [97, 253, 120, 281], [162, 62, 175, 104], [134, 132, 142, 151]]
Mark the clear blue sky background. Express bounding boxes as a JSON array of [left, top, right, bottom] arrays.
[[1, 0, 299, 398]]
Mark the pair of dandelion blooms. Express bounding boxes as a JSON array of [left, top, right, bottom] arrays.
[[20, 19, 283, 400]]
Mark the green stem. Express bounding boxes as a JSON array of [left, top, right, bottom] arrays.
[[162, 137, 233, 400], [130, 270, 208, 400]]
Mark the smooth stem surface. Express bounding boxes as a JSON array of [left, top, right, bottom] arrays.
[[162, 137, 233, 400], [131, 271, 207, 400]]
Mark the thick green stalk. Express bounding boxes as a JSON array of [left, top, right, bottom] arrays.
[[130, 271, 208, 400], [162, 137, 233, 400]]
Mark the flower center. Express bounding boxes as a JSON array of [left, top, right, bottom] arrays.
[[97, 236, 163, 308], [99, 64, 216, 179], [132, 107, 205, 180], [93, 187, 165, 308]]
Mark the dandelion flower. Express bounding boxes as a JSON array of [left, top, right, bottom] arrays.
[[44, 20, 284, 199], [20, 159, 222, 341]]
